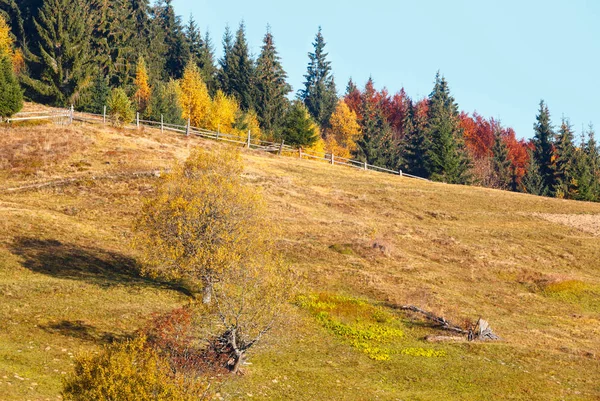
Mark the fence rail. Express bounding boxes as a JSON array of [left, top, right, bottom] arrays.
[[4, 107, 430, 182]]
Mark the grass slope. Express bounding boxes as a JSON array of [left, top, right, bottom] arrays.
[[1, 113, 599, 400]]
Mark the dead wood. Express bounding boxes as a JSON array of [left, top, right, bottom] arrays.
[[397, 305, 501, 341]]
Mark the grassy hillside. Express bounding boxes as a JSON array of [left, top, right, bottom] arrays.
[[1, 113, 599, 400]]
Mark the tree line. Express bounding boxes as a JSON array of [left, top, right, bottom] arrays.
[[1, 0, 599, 201]]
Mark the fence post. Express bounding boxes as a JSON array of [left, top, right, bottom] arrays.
[[399, 169, 403, 177], [160, 114, 164, 134], [103, 105, 106, 124], [69, 105, 74, 124], [278, 139, 285, 155], [246, 130, 251, 148], [330, 152, 335, 165], [186, 118, 191, 136], [364, 160, 368, 171], [216, 124, 220, 140], [299, 147, 302, 159], [136, 112, 140, 129]]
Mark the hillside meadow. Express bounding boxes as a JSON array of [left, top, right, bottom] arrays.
[[0, 114, 599, 400]]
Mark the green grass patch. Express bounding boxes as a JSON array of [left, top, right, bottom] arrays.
[[328, 243, 355, 256], [297, 293, 445, 361], [541, 280, 600, 312]]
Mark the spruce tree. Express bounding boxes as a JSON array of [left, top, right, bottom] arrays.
[[156, 0, 188, 79], [80, 74, 109, 114], [255, 28, 291, 138], [220, 21, 254, 111], [355, 82, 398, 169], [425, 72, 471, 184], [218, 25, 234, 96], [532, 100, 556, 194], [553, 118, 577, 198], [198, 30, 217, 95], [522, 150, 547, 196], [491, 129, 512, 189], [23, 0, 92, 105], [572, 134, 595, 201], [403, 101, 432, 177], [298, 27, 338, 128], [584, 125, 600, 201], [186, 14, 202, 62], [282, 100, 319, 147], [0, 51, 22, 117], [88, 0, 136, 87], [148, 79, 184, 125]]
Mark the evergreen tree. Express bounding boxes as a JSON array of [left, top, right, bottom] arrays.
[[356, 102, 397, 169], [198, 30, 217, 95], [156, 0, 188, 78], [532, 100, 556, 194], [220, 22, 254, 111], [298, 27, 338, 128], [553, 118, 577, 198], [148, 79, 184, 125], [185, 14, 202, 62], [491, 129, 512, 189], [584, 125, 600, 200], [403, 101, 432, 177], [522, 150, 547, 196], [282, 100, 319, 147], [80, 74, 109, 114], [255, 28, 291, 138], [89, 0, 136, 87], [572, 134, 595, 202], [0, 50, 22, 117], [218, 25, 234, 95], [23, 0, 92, 105], [425, 72, 471, 184], [346, 78, 358, 95]]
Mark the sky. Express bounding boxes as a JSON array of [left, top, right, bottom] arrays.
[[173, 0, 600, 140]]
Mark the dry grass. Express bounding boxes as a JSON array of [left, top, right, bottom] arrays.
[[1, 117, 600, 400]]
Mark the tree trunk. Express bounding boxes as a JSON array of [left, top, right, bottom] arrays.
[[230, 350, 244, 374], [202, 280, 212, 304]]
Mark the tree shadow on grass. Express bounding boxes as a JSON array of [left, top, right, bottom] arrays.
[[40, 320, 131, 344], [9, 237, 194, 297]]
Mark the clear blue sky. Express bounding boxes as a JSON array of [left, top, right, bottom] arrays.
[[173, 0, 600, 140]]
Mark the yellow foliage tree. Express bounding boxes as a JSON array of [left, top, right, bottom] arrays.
[[0, 16, 12, 56], [207, 90, 238, 133], [134, 147, 268, 304], [325, 100, 362, 159], [133, 147, 294, 373], [0, 15, 21, 73], [134, 56, 152, 116], [179, 63, 212, 127], [234, 110, 262, 142]]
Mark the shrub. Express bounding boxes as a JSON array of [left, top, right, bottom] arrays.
[[0, 51, 23, 118], [107, 88, 135, 127], [62, 336, 211, 401]]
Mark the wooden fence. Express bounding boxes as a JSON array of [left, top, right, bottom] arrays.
[[4, 107, 429, 181]]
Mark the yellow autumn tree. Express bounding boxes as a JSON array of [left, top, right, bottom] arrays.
[[0, 15, 21, 73], [207, 90, 238, 133], [179, 63, 212, 127], [233, 110, 262, 142], [325, 100, 362, 159], [0, 16, 12, 56], [134, 56, 152, 116]]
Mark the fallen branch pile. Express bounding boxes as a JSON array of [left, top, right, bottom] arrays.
[[397, 305, 501, 342]]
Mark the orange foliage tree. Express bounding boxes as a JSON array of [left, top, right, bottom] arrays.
[[325, 100, 361, 159]]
